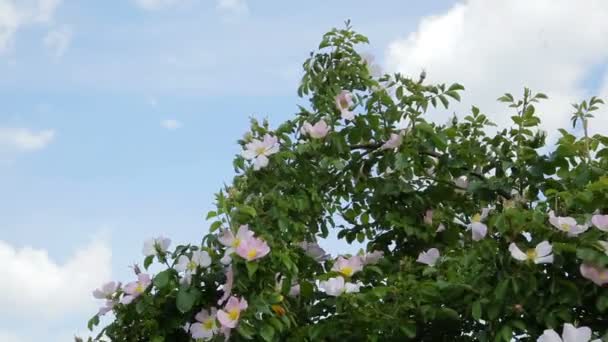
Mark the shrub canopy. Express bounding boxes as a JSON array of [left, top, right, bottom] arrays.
[[85, 23, 608, 341]]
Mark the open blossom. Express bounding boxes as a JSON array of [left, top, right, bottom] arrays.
[[335, 90, 355, 120], [331, 255, 363, 277], [537, 323, 601, 342], [509, 241, 553, 264], [218, 265, 234, 305], [549, 211, 589, 237], [360, 250, 383, 265], [319, 276, 362, 297], [142, 236, 171, 257], [591, 214, 608, 231], [417, 248, 440, 266], [120, 273, 151, 305], [241, 134, 279, 170], [235, 236, 271, 261], [176, 250, 212, 273], [98, 300, 115, 316], [301, 120, 330, 139], [219, 225, 254, 264], [298, 241, 329, 262], [381, 132, 403, 150], [580, 263, 608, 286], [190, 308, 219, 340], [93, 281, 118, 300], [217, 296, 248, 329], [470, 208, 490, 241]]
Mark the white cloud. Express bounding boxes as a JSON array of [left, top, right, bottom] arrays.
[[133, 0, 184, 11], [161, 118, 182, 130], [0, 238, 112, 318], [216, 0, 247, 15], [386, 0, 608, 139], [0, 127, 55, 151], [133, 0, 248, 15], [0, 0, 63, 53], [43, 25, 71, 58]]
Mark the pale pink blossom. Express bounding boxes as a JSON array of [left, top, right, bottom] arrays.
[[360, 250, 383, 265], [241, 134, 280, 170], [218, 265, 234, 305], [298, 241, 329, 262], [469, 209, 490, 241], [509, 241, 553, 264], [98, 300, 115, 316], [580, 263, 608, 286], [120, 273, 151, 305], [301, 120, 330, 139], [549, 211, 589, 237], [335, 90, 354, 120], [381, 132, 403, 150], [331, 256, 363, 277], [190, 308, 219, 340], [93, 281, 118, 299], [142, 236, 171, 257], [537, 323, 601, 342], [217, 296, 248, 329], [219, 225, 254, 264], [436, 223, 446, 232], [591, 214, 608, 232], [319, 276, 362, 297], [176, 250, 212, 273], [235, 236, 270, 261], [417, 248, 440, 266]]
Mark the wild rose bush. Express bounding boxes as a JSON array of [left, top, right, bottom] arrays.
[[84, 24, 608, 341]]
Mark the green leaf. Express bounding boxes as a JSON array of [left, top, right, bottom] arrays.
[[150, 336, 164, 342], [205, 210, 217, 220], [260, 324, 275, 342], [176, 287, 200, 313], [246, 261, 259, 278], [209, 220, 222, 232], [153, 269, 172, 290], [400, 322, 416, 338], [144, 255, 154, 270], [87, 315, 99, 331], [472, 301, 482, 320]]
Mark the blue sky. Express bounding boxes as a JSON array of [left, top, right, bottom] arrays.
[[1, 0, 607, 340]]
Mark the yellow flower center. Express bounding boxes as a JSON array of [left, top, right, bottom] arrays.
[[247, 249, 258, 260], [600, 273, 608, 281], [561, 223, 571, 231], [340, 266, 354, 277], [203, 319, 215, 331], [232, 238, 241, 248], [228, 309, 240, 321], [187, 261, 197, 271], [339, 98, 349, 109], [526, 249, 537, 260], [472, 213, 482, 222], [135, 284, 145, 294], [255, 146, 266, 156]]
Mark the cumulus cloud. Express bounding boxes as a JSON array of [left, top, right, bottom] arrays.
[[43, 25, 72, 58], [0, 238, 112, 318], [161, 119, 182, 130], [0, 0, 63, 53], [0, 127, 55, 151], [386, 0, 608, 139]]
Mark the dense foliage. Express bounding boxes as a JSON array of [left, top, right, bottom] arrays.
[[84, 23, 608, 341]]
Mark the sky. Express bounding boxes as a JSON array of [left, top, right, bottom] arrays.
[[1, 0, 607, 340]]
